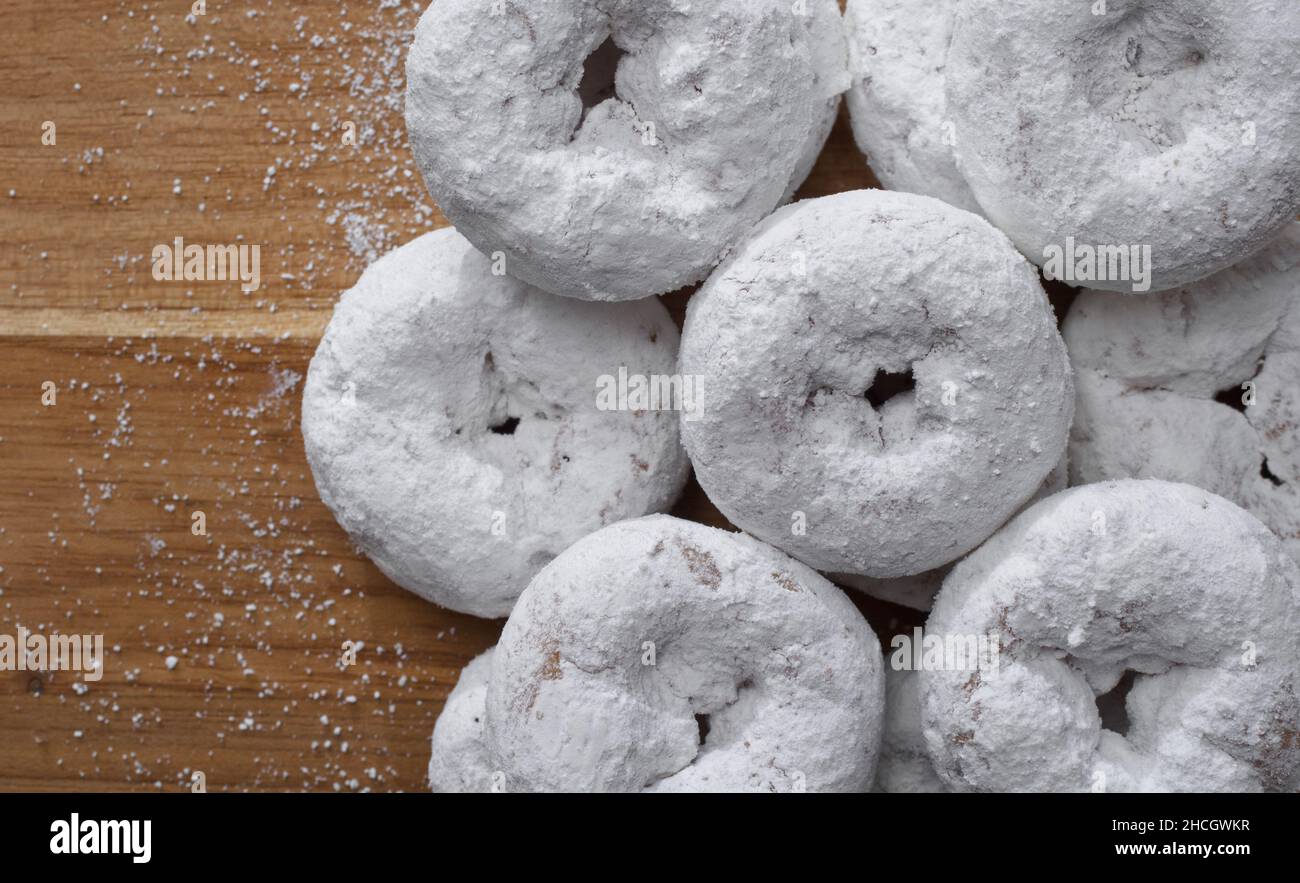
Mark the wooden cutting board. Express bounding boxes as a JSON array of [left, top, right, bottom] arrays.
[[0, 0, 936, 792]]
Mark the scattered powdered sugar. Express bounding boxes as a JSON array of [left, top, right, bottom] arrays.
[[123, 0, 439, 298], [1, 0, 487, 791]]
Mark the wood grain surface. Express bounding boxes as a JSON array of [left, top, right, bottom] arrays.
[[0, 0, 940, 792]]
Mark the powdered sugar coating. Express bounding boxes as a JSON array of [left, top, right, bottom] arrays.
[[484, 515, 883, 792], [680, 190, 1073, 578], [875, 664, 948, 793], [406, 0, 848, 301], [946, 0, 1300, 292], [837, 452, 1068, 610], [302, 228, 689, 618], [843, 0, 980, 213], [1066, 225, 1300, 564], [921, 480, 1300, 792], [428, 648, 496, 793]]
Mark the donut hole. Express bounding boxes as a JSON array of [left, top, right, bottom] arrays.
[[865, 366, 916, 411], [576, 35, 627, 130], [480, 352, 513, 436], [490, 416, 521, 436], [698, 678, 760, 749], [1095, 669, 1138, 736], [804, 363, 925, 447], [694, 713, 711, 746], [676, 677, 760, 759], [1260, 457, 1285, 488], [691, 678, 757, 749], [1084, 9, 1209, 151], [480, 351, 563, 438]]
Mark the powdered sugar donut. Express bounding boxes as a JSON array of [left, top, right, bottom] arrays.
[[428, 648, 496, 793], [837, 453, 1068, 610], [875, 664, 948, 793], [680, 189, 1073, 578], [406, 0, 849, 301], [485, 515, 883, 792], [843, 0, 980, 213], [921, 480, 1300, 792], [1066, 225, 1300, 564], [302, 229, 689, 618], [946, 0, 1300, 292]]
